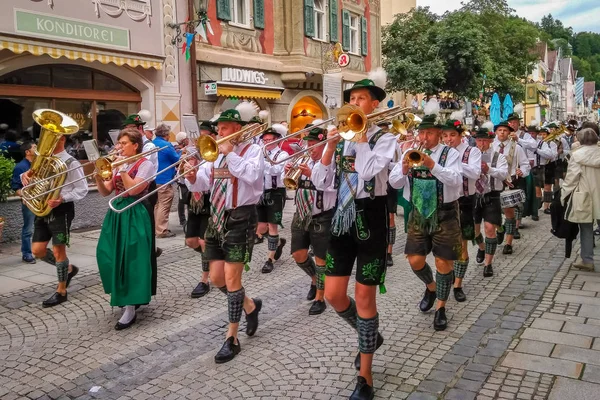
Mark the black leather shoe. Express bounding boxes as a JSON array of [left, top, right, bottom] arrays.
[[419, 288, 436, 312], [531, 215, 539, 221], [386, 254, 394, 267], [42, 292, 67, 308], [514, 229, 521, 239], [66, 265, 79, 288], [434, 307, 448, 331], [156, 247, 163, 258], [214, 336, 241, 364], [245, 298, 262, 336], [496, 229, 505, 245], [483, 264, 494, 277], [354, 333, 384, 371], [349, 376, 374, 400], [309, 300, 327, 315], [306, 284, 317, 301], [503, 244, 513, 255], [115, 314, 137, 331], [453, 287, 466, 302], [274, 238, 287, 261], [191, 282, 210, 298], [544, 208, 551, 215], [262, 260, 274, 273], [254, 234, 264, 245], [476, 249, 485, 264]]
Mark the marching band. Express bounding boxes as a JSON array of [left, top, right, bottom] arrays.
[[18, 72, 588, 400]]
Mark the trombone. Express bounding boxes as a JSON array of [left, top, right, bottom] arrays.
[[267, 105, 409, 166], [197, 122, 268, 162], [20, 146, 167, 201], [109, 155, 206, 213]]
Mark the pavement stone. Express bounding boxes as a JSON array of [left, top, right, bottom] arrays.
[[548, 377, 600, 400], [0, 209, 593, 399]]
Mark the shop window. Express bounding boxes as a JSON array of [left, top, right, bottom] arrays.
[[53, 66, 93, 90], [230, 0, 251, 28], [313, 0, 327, 42], [0, 66, 51, 87]]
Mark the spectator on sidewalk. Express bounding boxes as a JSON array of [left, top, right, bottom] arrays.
[[153, 124, 180, 238], [561, 128, 600, 272], [10, 141, 37, 264]]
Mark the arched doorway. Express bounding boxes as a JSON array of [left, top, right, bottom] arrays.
[[289, 94, 328, 134], [0, 64, 142, 159]]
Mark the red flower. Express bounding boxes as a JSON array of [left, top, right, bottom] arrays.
[[454, 120, 461, 127], [318, 134, 324, 140]]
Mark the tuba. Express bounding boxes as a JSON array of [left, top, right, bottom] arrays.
[[22, 109, 79, 217]]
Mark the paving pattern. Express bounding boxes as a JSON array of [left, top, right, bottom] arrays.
[[0, 205, 587, 400]]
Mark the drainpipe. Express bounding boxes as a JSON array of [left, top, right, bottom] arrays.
[[188, 0, 199, 116]]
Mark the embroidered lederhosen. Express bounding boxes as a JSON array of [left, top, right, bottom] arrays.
[[407, 146, 451, 233], [461, 146, 472, 197]]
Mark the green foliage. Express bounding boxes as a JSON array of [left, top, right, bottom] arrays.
[[540, 14, 574, 43], [0, 154, 16, 202], [382, 0, 538, 100]]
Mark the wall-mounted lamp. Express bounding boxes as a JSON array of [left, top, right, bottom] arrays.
[[293, 109, 316, 119]]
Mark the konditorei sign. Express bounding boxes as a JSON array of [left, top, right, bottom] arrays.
[[221, 68, 268, 85], [14, 9, 130, 50]]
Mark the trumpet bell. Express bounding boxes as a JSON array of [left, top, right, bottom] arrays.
[[406, 149, 425, 167], [284, 176, 299, 190], [197, 135, 219, 162]]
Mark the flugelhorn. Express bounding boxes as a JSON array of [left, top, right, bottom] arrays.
[[198, 123, 268, 162], [283, 153, 311, 190]]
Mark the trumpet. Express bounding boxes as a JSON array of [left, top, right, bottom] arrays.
[[198, 122, 268, 162], [404, 145, 426, 168], [266, 105, 409, 165], [283, 153, 311, 190], [21, 147, 167, 201]]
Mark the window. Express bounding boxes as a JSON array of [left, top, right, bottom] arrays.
[[313, 0, 327, 41], [230, 0, 251, 27], [349, 14, 359, 55]]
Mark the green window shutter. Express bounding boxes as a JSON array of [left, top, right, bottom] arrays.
[[361, 16, 368, 56], [342, 9, 350, 51], [304, 0, 315, 37], [216, 0, 231, 21], [254, 0, 265, 29], [329, 0, 338, 43]]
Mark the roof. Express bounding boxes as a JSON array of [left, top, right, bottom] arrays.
[[559, 58, 573, 82], [547, 50, 558, 77], [584, 81, 596, 98], [531, 42, 547, 63]]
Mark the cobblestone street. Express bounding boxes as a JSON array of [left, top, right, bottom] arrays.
[[0, 204, 598, 400]]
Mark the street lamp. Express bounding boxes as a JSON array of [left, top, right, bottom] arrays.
[[166, 0, 211, 47]]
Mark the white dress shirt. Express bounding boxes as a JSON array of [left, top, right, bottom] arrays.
[[298, 159, 337, 215], [142, 137, 159, 175], [455, 142, 482, 196], [516, 130, 537, 153], [389, 144, 463, 203], [312, 125, 396, 199], [263, 147, 289, 189], [558, 136, 570, 160], [185, 143, 264, 210], [480, 148, 509, 192], [56, 150, 88, 203], [492, 139, 530, 177], [527, 139, 556, 166]]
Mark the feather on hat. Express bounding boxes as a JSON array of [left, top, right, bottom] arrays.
[[235, 101, 258, 122]]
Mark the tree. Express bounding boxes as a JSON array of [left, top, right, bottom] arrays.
[[540, 14, 573, 43], [572, 56, 593, 81], [460, 0, 513, 16]]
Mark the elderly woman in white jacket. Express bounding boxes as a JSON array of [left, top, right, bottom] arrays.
[[561, 128, 600, 271]]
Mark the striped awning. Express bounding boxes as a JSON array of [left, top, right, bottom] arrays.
[[0, 39, 163, 70], [216, 81, 285, 100]]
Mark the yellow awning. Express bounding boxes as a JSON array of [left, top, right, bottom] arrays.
[[0, 39, 163, 70], [217, 85, 283, 100]]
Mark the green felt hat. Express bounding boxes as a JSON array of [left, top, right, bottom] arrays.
[[545, 122, 559, 130], [199, 120, 217, 135], [441, 119, 465, 133], [526, 125, 539, 133], [343, 79, 387, 103], [302, 124, 327, 142], [507, 112, 521, 122], [417, 114, 443, 130], [494, 120, 515, 132], [215, 109, 247, 125], [122, 114, 145, 127], [473, 127, 495, 139], [539, 127, 550, 133]]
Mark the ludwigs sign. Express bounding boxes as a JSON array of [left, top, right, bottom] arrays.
[[221, 68, 268, 85], [14, 9, 130, 49]]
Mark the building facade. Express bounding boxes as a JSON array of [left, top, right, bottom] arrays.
[[194, 0, 382, 134], [0, 0, 193, 145]]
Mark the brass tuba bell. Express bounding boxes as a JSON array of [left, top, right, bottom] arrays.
[[22, 109, 79, 217]]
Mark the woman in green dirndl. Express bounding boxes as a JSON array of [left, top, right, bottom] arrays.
[[95, 128, 157, 331]]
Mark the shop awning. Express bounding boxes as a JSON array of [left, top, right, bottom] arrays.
[[216, 81, 285, 100], [0, 38, 163, 70]]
